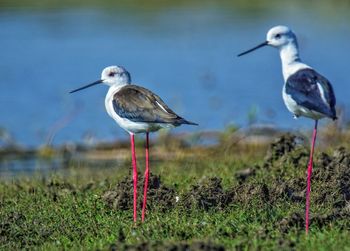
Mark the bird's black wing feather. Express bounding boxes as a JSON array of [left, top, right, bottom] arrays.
[[285, 68, 336, 119]]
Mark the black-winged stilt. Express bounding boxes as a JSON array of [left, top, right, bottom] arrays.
[[238, 25, 337, 234], [70, 66, 197, 222]]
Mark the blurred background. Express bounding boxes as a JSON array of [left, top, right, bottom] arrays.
[[0, 0, 350, 148]]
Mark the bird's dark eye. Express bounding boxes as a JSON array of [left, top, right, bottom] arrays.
[[275, 34, 281, 39], [108, 72, 115, 77]]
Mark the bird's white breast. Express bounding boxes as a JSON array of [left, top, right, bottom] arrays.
[[282, 84, 300, 116]]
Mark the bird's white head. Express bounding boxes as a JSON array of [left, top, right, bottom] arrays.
[[70, 65, 131, 94], [238, 25, 306, 81], [266, 25, 297, 49], [238, 25, 298, 56], [101, 66, 131, 86]]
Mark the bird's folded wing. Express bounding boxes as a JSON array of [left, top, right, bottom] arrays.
[[285, 69, 336, 118], [112, 85, 182, 123]]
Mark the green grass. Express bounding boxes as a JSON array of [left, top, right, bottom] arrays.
[[1, 138, 350, 250]]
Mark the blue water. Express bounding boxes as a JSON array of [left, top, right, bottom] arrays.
[[1, 2, 350, 147]]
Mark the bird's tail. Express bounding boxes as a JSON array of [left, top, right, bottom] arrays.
[[178, 118, 198, 126], [330, 107, 337, 120]]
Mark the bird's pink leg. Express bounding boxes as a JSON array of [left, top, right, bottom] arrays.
[[141, 132, 150, 222], [305, 120, 318, 234], [130, 133, 138, 222]]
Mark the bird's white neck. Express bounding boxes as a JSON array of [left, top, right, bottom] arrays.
[[107, 82, 128, 95], [279, 42, 310, 81]]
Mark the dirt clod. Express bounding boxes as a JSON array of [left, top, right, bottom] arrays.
[[102, 173, 176, 212], [264, 133, 301, 166], [46, 179, 77, 200], [233, 182, 270, 205], [263, 134, 350, 232], [181, 177, 234, 211]]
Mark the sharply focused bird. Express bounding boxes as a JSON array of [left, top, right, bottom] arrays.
[[238, 25, 337, 234], [70, 66, 197, 222]]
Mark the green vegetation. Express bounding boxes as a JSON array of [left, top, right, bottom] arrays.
[[1, 132, 350, 250], [0, 0, 349, 20]]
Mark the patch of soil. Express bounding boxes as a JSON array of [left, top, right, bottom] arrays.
[[263, 133, 302, 167], [46, 180, 77, 201], [110, 240, 225, 251], [278, 210, 350, 233], [262, 134, 350, 231], [180, 177, 234, 211], [233, 182, 270, 205], [103, 133, 350, 232], [102, 173, 176, 212], [292, 146, 350, 210], [313, 147, 350, 204]]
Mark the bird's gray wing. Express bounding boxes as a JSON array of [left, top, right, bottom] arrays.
[[112, 85, 196, 125]]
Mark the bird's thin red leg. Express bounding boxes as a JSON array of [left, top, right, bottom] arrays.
[[305, 120, 318, 234], [130, 133, 138, 222], [141, 132, 150, 222]]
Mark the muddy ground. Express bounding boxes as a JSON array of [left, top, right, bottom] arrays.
[[2, 133, 349, 250], [103, 133, 350, 238]]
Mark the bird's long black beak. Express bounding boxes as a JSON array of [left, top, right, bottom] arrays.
[[237, 41, 269, 57], [69, 79, 103, 94]]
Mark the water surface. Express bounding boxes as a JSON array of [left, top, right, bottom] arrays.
[[1, 1, 349, 147]]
